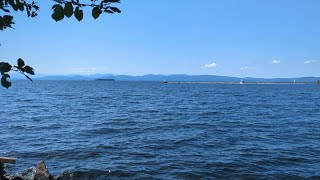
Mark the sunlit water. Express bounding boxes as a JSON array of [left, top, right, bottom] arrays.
[[1, 81, 320, 179]]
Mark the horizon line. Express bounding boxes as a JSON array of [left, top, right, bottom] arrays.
[[14, 72, 320, 79]]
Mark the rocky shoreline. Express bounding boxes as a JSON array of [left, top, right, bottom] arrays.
[[3, 161, 55, 180]]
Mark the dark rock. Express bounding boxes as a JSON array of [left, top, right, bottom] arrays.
[[34, 161, 54, 180], [4, 175, 24, 180]]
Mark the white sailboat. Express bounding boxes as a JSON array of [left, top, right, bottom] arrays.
[[163, 76, 168, 83], [240, 78, 244, 84]]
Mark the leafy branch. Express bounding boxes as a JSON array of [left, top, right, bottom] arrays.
[[0, 0, 39, 30], [52, 0, 121, 22], [0, 0, 121, 29], [0, 1, 121, 88], [0, 58, 34, 88]]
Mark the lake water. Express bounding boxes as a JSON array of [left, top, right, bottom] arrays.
[[1, 81, 320, 179]]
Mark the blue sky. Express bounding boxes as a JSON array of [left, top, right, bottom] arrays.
[[1, 0, 320, 78]]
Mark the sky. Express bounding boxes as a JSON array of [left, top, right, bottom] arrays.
[[1, 0, 320, 78]]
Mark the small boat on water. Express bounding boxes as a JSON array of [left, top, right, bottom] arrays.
[[163, 76, 168, 83], [240, 78, 245, 84]]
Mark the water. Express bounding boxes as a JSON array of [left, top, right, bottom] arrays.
[[1, 81, 320, 179]]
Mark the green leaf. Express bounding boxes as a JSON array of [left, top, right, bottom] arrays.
[[26, 8, 31, 17], [52, 4, 61, 10], [22, 66, 35, 75], [24, 74, 33, 82], [74, 7, 83, 22], [2, 8, 10, 13], [8, 0, 18, 11], [64, 2, 73, 18], [1, 15, 15, 29], [52, 12, 64, 22], [104, 9, 114, 13], [1, 75, 11, 89], [0, 62, 12, 73], [110, 7, 121, 13], [107, 0, 120, 2], [17, 1, 24, 11], [92, 7, 102, 19], [17, 58, 25, 68], [51, 4, 64, 22], [3, 16, 13, 26], [3, 15, 14, 22]]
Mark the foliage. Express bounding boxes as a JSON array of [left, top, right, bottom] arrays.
[[51, 0, 121, 22], [0, 58, 34, 88], [0, 0, 121, 88], [1, 0, 121, 29], [0, 0, 39, 30]]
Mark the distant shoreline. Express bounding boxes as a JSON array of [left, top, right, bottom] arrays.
[[94, 78, 115, 81], [10, 79, 319, 84], [8, 74, 320, 83]]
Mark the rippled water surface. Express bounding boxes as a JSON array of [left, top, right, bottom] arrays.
[[1, 81, 320, 179]]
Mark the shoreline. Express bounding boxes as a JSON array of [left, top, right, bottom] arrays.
[[3, 161, 55, 180]]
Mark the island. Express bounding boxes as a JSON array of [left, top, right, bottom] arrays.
[[94, 78, 116, 81]]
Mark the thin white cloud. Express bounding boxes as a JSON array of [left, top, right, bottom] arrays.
[[201, 63, 217, 69], [304, 60, 318, 64], [72, 66, 109, 74], [271, 60, 281, 64], [240, 67, 251, 70], [72, 67, 97, 74]]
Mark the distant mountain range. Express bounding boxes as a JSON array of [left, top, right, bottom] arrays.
[[9, 73, 320, 83]]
